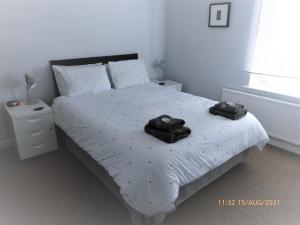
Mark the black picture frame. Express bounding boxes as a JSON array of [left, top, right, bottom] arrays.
[[209, 2, 231, 28]]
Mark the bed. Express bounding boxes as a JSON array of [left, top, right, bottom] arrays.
[[50, 53, 269, 225]]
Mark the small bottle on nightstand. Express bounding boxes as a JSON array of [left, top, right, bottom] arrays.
[[4, 100, 58, 160]]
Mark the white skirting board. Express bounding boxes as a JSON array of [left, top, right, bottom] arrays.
[[222, 88, 300, 155], [269, 138, 300, 156], [0, 138, 13, 150]]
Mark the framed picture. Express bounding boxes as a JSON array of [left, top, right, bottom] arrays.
[[209, 2, 231, 27]]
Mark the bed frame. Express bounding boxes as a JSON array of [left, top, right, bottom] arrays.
[[50, 53, 250, 225]]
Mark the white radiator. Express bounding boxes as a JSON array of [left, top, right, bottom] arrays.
[[222, 88, 300, 153]]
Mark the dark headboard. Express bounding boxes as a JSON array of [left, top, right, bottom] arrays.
[[50, 53, 138, 96]]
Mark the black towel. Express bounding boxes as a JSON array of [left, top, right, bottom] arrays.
[[145, 124, 191, 144], [213, 101, 245, 114], [209, 107, 247, 120], [148, 115, 185, 132]]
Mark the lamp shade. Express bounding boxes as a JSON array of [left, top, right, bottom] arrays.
[[153, 59, 166, 70], [25, 73, 37, 89]]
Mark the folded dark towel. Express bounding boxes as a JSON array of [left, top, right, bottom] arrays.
[[148, 115, 185, 132], [209, 107, 247, 120], [145, 124, 191, 144], [213, 101, 245, 114]]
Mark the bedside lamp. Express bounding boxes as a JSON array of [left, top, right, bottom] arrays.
[[25, 73, 38, 105], [153, 59, 166, 81]]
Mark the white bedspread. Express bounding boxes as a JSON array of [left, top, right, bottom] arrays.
[[52, 83, 269, 217]]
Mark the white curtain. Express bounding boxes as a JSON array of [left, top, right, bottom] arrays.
[[248, 0, 300, 79]]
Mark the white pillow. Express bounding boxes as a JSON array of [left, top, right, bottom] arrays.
[[52, 63, 111, 97], [109, 59, 150, 89]]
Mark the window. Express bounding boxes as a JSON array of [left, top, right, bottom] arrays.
[[247, 0, 300, 98]]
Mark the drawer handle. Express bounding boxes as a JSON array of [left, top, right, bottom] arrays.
[[30, 130, 44, 136], [33, 143, 45, 149], [27, 117, 41, 123]]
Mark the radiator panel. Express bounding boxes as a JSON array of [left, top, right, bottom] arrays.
[[222, 89, 300, 146]]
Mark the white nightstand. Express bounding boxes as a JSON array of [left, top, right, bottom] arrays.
[[5, 100, 58, 160], [152, 79, 182, 91]]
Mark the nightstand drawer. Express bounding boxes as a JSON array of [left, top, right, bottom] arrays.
[[13, 113, 54, 134], [15, 129, 57, 160]]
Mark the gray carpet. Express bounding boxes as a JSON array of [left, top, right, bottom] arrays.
[[0, 145, 299, 225]]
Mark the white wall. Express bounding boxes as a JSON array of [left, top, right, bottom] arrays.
[[166, 0, 256, 101], [0, 0, 166, 143]]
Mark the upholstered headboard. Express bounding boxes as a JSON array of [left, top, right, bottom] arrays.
[[50, 53, 138, 97]]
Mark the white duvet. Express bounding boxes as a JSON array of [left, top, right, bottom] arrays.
[[52, 83, 269, 217]]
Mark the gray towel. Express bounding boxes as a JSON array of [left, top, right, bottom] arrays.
[[213, 101, 245, 114], [148, 115, 185, 132], [209, 107, 247, 120], [145, 124, 191, 144]]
